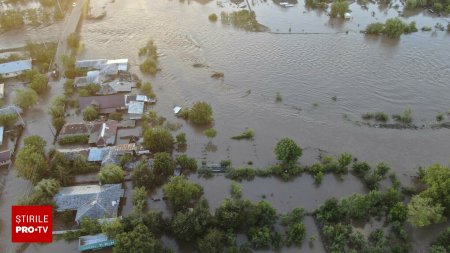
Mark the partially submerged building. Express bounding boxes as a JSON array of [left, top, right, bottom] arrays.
[[88, 143, 137, 165], [58, 120, 119, 147], [0, 149, 12, 166], [0, 59, 32, 78], [79, 233, 115, 251], [78, 94, 126, 114], [54, 184, 124, 223]]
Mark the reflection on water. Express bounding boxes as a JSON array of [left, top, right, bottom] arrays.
[[1, 0, 449, 252]]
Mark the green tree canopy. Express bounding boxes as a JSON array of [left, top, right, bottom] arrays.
[[189, 101, 213, 125], [131, 161, 155, 190], [176, 154, 198, 173], [330, 0, 349, 18], [113, 224, 166, 253], [14, 88, 38, 110], [132, 187, 148, 214], [170, 200, 212, 242], [163, 176, 203, 210], [383, 18, 407, 38], [143, 127, 174, 153], [15, 135, 48, 184], [407, 195, 445, 227], [274, 138, 302, 167], [98, 164, 125, 184], [153, 152, 174, 179], [83, 105, 98, 121], [29, 73, 49, 94], [197, 229, 224, 253], [421, 164, 450, 215]]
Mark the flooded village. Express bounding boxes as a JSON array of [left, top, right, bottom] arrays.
[[0, 0, 450, 252]]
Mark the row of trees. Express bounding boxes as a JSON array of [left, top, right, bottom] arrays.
[[365, 18, 418, 38]]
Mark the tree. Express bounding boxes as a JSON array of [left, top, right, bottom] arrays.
[[83, 105, 98, 121], [383, 18, 407, 38], [153, 152, 174, 179], [388, 202, 408, 223], [215, 198, 256, 232], [101, 218, 124, 240], [274, 138, 302, 167], [143, 127, 174, 153], [140, 82, 155, 98], [131, 161, 155, 190], [421, 164, 450, 215], [98, 164, 125, 184], [248, 226, 272, 249], [132, 187, 148, 213], [176, 132, 187, 146], [29, 74, 49, 94], [163, 176, 203, 210], [34, 178, 60, 197], [330, 0, 349, 18], [407, 195, 445, 227], [203, 128, 217, 139], [15, 136, 48, 184], [197, 229, 224, 253], [189, 101, 213, 125], [176, 154, 198, 173], [67, 33, 80, 49], [254, 201, 277, 227], [14, 88, 38, 110], [285, 222, 306, 246], [114, 224, 166, 253], [139, 58, 158, 74], [170, 200, 212, 242]]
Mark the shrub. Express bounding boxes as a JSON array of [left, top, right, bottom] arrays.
[[203, 128, 217, 139], [143, 127, 174, 153], [330, 0, 349, 18], [276, 92, 282, 102], [365, 22, 385, 35], [374, 112, 388, 122], [362, 112, 374, 120], [231, 128, 254, 140], [189, 101, 213, 125], [82, 105, 98, 121], [404, 21, 418, 33], [176, 132, 186, 145], [67, 33, 81, 49], [98, 164, 125, 184], [226, 167, 256, 181], [176, 154, 197, 173], [0, 113, 19, 128], [208, 13, 218, 22], [141, 82, 156, 98], [383, 18, 407, 38], [58, 135, 89, 145], [14, 88, 38, 110], [436, 113, 444, 122], [392, 107, 412, 124]]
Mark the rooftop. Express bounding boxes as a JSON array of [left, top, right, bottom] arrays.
[[54, 184, 124, 223], [0, 59, 32, 74], [78, 94, 126, 113]]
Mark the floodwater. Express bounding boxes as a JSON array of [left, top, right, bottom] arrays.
[[1, 0, 450, 252]]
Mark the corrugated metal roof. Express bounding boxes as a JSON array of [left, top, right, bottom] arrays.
[[87, 147, 110, 162], [127, 101, 144, 114], [0, 59, 32, 74]]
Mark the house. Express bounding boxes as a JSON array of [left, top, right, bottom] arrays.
[[58, 121, 119, 147], [87, 144, 137, 165], [54, 184, 124, 223], [0, 83, 4, 98], [125, 94, 156, 104], [0, 149, 11, 166], [79, 233, 115, 251], [127, 101, 145, 120], [76, 59, 128, 74], [88, 121, 118, 147], [97, 80, 134, 95], [73, 71, 102, 88], [78, 94, 126, 114], [0, 59, 32, 78], [56, 148, 89, 161]]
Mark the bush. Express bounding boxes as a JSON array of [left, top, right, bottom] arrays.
[[0, 113, 19, 128], [82, 105, 98, 121], [98, 164, 125, 184], [203, 128, 217, 139], [392, 107, 412, 124], [362, 112, 374, 120], [176, 154, 197, 173], [366, 22, 385, 35], [30, 74, 49, 94], [140, 82, 156, 98], [330, 0, 349, 18], [274, 138, 302, 168], [384, 18, 407, 38], [14, 88, 38, 110], [231, 128, 254, 140], [374, 112, 388, 122], [143, 127, 174, 153], [58, 135, 89, 145], [226, 167, 256, 181], [404, 21, 418, 33], [208, 13, 218, 22], [176, 132, 187, 145], [189, 101, 213, 125]]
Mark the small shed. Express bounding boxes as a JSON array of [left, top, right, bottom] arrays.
[[79, 233, 115, 251], [344, 12, 352, 19]]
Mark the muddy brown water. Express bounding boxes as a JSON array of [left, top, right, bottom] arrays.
[[1, 0, 450, 252]]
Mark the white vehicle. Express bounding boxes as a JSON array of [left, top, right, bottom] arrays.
[[72, 2, 77, 7]]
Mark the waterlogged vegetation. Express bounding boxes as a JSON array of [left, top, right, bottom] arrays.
[[231, 128, 254, 140], [220, 10, 267, 32], [365, 18, 418, 38], [139, 39, 159, 75]]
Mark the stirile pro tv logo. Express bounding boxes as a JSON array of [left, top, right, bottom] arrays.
[[12, 206, 53, 243]]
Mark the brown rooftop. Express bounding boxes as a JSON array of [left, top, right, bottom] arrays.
[[78, 94, 125, 113]]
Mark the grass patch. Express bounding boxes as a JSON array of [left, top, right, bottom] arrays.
[[231, 128, 254, 140]]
